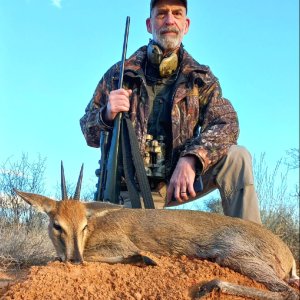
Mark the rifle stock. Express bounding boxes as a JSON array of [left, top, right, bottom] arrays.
[[103, 16, 130, 203]]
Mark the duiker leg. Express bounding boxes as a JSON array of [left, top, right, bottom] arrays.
[[196, 279, 298, 300]]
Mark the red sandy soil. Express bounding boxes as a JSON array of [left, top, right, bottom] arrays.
[[0, 254, 274, 300]]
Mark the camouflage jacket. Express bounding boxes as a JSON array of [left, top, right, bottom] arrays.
[[80, 46, 239, 176]]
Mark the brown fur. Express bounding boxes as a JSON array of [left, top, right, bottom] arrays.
[[15, 190, 299, 300]]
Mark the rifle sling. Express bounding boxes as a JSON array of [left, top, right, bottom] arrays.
[[121, 113, 155, 209]]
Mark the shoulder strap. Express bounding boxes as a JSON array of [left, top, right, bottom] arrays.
[[121, 114, 155, 209]]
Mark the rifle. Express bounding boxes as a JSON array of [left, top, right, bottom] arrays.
[[95, 16, 130, 203], [94, 131, 110, 201]]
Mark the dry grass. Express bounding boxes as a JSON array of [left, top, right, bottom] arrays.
[[0, 217, 56, 271]]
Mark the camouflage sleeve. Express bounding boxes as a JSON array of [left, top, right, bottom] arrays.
[[181, 80, 239, 174], [79, 64, 119, 148]]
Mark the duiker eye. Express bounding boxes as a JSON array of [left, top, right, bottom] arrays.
[[53, 223, 62, 231], [83, 225, 88, 232]]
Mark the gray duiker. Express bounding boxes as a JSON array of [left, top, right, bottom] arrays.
[[14, 163, 299, 300]]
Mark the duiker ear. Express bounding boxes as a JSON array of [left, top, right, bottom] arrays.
[[14, 189, 56, 214]]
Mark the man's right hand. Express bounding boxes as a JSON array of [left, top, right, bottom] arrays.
[[105, 88, 132, 121]]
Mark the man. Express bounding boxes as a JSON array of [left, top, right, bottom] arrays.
[[80, 0, 261, 223]]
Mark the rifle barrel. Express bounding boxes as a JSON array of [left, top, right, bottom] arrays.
[[118, 16, 130, 89], [104, 16, 130, 203]]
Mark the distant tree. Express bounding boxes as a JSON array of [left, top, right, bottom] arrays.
[[0, 153, 47, 223], [285, 148, 300, 170], [285, 148, 300, 200]]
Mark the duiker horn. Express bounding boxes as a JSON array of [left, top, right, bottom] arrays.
[[61, 161, 68, 200], [73, 164, 84, 200]]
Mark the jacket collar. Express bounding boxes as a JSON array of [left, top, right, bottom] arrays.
[[124, 45, 210, 81]]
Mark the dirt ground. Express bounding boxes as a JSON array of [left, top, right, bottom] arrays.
[[0, 254, 275, 300]]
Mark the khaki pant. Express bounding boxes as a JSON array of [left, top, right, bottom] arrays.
[[121, 145, 261, 224]]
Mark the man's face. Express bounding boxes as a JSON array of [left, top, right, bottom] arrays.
[[146, 0, 190, 52]]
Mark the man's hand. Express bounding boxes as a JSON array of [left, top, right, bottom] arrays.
[[166, 155, 197, 206], [105, 88, 132, 121]]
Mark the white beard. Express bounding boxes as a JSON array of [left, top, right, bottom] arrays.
[[153, 26, 184, 51]]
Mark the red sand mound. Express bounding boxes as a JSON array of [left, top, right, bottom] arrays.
[[0, 255, 271, 300]]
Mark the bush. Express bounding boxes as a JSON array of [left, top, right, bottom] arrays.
[[0, 153, 55, 270], [254, 153, 299, 260], [0, 216, 56, 271]]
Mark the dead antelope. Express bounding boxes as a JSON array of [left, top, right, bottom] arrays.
[[14, 164, 299, 300]]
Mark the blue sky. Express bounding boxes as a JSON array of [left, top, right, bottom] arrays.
[[0, 0, 299, 196]]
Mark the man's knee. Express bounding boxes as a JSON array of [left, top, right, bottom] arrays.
[[216, 145, 255, 191]]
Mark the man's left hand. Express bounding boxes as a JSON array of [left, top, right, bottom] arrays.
[[166, 155, 197, 206]]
